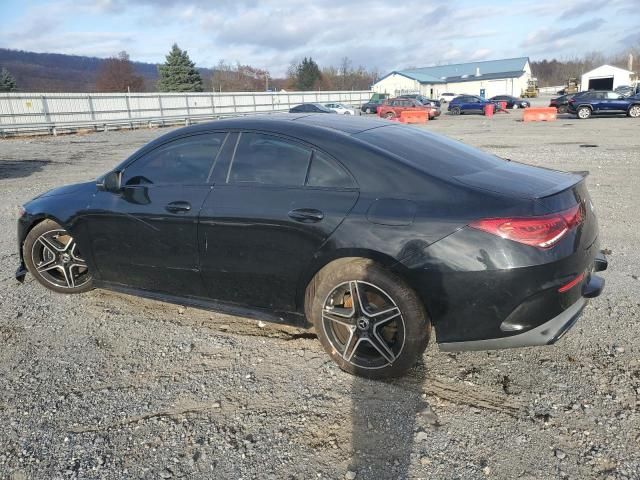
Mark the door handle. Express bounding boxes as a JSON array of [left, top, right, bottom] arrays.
[[165, 201, 191, 214], [288, 208, 324, 223]]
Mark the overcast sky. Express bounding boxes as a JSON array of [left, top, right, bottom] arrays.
[[1, 0, 638, 76]]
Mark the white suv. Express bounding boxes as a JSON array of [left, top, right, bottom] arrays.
[[439, 93, 457, 103]]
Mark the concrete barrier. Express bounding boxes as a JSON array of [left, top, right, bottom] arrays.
[[523, 107, 557, 122], [399, 110, 428, 124]]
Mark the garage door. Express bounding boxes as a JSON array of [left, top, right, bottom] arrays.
[[588, 77, 614, 90]]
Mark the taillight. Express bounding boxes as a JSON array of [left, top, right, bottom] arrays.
[[469, 204, 584, 249]]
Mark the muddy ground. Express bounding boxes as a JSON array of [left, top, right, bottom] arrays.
[[1, 107, 639, 479]]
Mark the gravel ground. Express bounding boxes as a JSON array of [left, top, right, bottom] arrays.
[[1, 106, 639, 480]]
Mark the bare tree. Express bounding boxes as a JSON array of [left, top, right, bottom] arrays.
[[95, 51, 144, 92]]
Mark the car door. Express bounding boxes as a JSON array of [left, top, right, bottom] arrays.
[[591, 92, 606, 111], [606, 91, 629, 112], [87, 132, 228, 297], [198, 131, 359, 311], [471, 96, 484, 111]]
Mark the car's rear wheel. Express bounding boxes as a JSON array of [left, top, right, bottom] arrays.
[[306, 258, 430, 379], [628, 105, 640, 118], [450, 107, 461, 115], [23, 219, 93, 294], [512, 103, 519, 109], [383, 112, 395, 119], [577, 106, 592, 119]]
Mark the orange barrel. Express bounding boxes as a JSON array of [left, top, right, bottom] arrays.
[[484, 103, 495, 117]]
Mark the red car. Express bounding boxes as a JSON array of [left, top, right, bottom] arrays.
[[377, 98, 440, 120]]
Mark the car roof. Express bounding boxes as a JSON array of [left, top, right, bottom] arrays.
[[142, 114, 392, 142]]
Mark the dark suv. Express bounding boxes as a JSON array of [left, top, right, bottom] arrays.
[[568, 90, 640, 119]]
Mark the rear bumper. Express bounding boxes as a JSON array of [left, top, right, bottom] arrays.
[[439, 273, 605, 352]]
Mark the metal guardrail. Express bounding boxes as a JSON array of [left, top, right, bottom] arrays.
[[0, 90, 373, 136]]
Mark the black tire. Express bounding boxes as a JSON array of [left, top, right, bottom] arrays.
[[628, 105, 640, 118], [365, 107, 372, 114], [23, 219, 94, 294], [305, 258, 430, 379], [450, 107, 461, 115], [577, 106, 592, 119], [383, 112, 395, 119]]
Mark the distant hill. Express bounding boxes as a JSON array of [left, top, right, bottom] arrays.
[[0, 48, 214, 93]]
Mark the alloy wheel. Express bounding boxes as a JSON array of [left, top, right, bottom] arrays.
[[321, 280, 406, 369], [578, 107, 591, 119], [31, 229, 91, 289], [629, 106, 640, 118]]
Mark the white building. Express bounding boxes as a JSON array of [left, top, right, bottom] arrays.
[[372, 57, 532, 100], [580, 65, 634, 91]]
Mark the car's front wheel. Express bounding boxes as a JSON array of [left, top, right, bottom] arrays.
[[628, 105, 640, 118], [23, 219, 93, 294], [450, 106, 461, 115], [365, 107, 372, 114], [577, 106, 592, 119], [383, 112, 395, 119], [306, 258, 430, 379]]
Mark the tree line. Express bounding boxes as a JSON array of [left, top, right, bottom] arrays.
[[532, 47, 640, 87], [2, 43, 638, 93], [0, 44, 379, 93]]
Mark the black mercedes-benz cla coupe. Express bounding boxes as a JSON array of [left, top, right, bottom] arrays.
[[16, 114, 607, 378]]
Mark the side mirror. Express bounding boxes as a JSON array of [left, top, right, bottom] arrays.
[[97, 170, 122, 193]]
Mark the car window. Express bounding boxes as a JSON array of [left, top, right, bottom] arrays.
[[123, 133, 226, 186], [306, 151, 354, 188], [228, 132, 312, 186], [606, 92, 620, 99], [355, 126, 507, 177]]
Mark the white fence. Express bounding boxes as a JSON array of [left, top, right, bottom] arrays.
[[0, 90, 373, 136]]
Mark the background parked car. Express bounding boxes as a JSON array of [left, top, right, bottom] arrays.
[[324, 103, 356, 115], [447, 95, 495, 115], [439, 92, 457, 103], [289, 103, 337, 114], [398, 94, 441, 108], [489, 95, 530, 109], [614, 85, 636, 98], [377, 98, 440, 120], [549, 94, 574, 113], [567, 90, 640, 119]]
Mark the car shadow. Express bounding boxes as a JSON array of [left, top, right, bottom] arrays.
[[346, 250, 443, 479], [348, 362, 432, 479], [0, 159, 51, 180]]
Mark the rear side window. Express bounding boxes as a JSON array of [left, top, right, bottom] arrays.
[[123, 133, 226, 186], [306, 151, 354, 188], [228, 132, 312, 186], [355, 126, 506, 177]]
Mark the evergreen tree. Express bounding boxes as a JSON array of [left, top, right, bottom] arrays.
[[294, 57, 322, 91], [0, 67, 17, 92], [157, 44, 203, 92]]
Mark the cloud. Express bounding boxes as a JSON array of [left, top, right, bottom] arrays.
[[0, 0, 634, 77], [521, 18, 605, 48]]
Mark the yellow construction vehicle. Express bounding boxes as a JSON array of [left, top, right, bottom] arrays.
[[521, 78, 539, 98], [565, 77, 579, 94]]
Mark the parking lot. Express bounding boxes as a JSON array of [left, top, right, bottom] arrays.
[[1, 107, 639, 479]]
